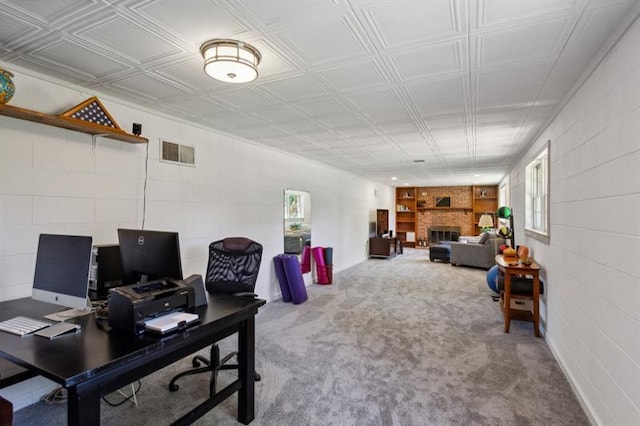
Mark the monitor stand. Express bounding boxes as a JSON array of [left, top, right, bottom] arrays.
[[43, 299, 94, 322]]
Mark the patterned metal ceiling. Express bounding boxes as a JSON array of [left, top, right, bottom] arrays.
[[1, 0, 638, 186]]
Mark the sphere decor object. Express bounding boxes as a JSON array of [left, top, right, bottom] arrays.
[[517, 245, 529, 259], [486, 265, 499, 293], [0, 68, 15, 104]]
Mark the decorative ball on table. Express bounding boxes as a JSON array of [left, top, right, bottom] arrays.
[[517, 245, 529, 259], [486, 265, 499, 293]]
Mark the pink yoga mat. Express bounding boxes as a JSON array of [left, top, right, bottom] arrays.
[[301, 246, 311, 274], [311, 246, 329, 284]]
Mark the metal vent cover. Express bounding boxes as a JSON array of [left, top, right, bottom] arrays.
[[160, 140, 195, 166]]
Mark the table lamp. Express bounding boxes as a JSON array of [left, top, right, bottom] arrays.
[[478, 214, 494, 232]]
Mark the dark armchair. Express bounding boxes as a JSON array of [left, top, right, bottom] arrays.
[[168, 237, 263, 396]]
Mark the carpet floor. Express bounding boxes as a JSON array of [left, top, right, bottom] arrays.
[[14, 249, 589, 425]]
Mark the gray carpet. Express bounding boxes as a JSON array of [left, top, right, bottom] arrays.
[[14, 249, 589, 425]]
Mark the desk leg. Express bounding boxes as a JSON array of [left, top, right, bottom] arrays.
[[533, 274, 541, 337], [503, 271, 511, 334], [237, 317, 256, 425], [67, 385, 100, 426]]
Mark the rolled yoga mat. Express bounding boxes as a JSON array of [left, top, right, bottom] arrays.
[[273, 255, 292, 303], [301, 245, 311, 274], [281, 255, 308, 304], [324, 247, 333, 265], [311, 246, 329, 284]]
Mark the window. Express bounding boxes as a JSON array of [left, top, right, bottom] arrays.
[[525, 142, 550, 243]]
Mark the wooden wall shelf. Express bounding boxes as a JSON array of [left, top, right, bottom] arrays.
[[418, 207, 472, 211], [0, 103, 148, 144]]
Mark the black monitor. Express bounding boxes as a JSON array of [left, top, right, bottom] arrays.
[[32, 234, 93, 311], [117, 229, 183, 285]]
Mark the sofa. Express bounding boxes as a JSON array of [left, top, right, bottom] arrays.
[[449, 234, 504, 270], [284, 232, 311, 254]]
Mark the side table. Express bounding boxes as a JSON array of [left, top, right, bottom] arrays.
[[495, 254, 542, 337], [369, 237, 398, 258]]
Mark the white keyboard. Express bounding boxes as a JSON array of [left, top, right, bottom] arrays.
[[0, 316, 53, 336]]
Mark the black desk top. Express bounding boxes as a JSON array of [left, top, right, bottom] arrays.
[[0, 296, 265, 388]]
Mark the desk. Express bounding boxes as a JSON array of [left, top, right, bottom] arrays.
[[495, 255, 541, 337], [0, 295, 265, 425]]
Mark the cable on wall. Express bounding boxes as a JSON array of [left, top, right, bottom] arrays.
[[141, 140, 150, 230]]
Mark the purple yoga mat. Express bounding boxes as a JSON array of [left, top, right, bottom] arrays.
[[273, 255, 292, 303], [281, 255, 308, 304]]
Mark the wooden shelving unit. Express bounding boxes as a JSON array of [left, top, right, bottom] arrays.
[[472, 185, 498, 233], [395, 187, 416, 248], [0, 103, 148, 144]]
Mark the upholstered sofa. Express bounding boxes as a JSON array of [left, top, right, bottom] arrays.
[[284, 232, 311, 254], [449, 235, 504, 270]]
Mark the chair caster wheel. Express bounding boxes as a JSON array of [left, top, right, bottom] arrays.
[[169, 383, 179, 392], [192, 360, 201, 368]]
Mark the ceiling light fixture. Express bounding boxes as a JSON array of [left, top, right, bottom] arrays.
[[200, 39, 261, 83]]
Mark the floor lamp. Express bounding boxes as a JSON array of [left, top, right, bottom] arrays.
[[496, 206, 514, 248]]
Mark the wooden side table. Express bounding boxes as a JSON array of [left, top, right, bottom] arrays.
[[368, 237, 398, 258], [495, 254, 542, 337]]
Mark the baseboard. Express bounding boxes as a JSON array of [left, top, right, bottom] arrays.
[[546, 336, 599, 425]]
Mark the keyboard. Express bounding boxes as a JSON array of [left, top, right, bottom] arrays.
[[0, 316, 53, 336]]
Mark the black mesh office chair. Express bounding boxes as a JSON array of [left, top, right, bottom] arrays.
[[168, 237, 263, 396]]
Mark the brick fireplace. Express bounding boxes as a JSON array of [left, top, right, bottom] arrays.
[[427, 226, 461, 244]]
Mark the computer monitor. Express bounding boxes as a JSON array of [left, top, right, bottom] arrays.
[[117, 229, 183, 285], [32, 234, 93, 311]]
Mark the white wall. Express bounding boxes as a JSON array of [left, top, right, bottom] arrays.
[[0, 66, 394, 408], [503, 16, 640, 426]]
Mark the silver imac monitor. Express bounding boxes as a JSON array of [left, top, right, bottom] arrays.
[[31, 234, 93, 313]]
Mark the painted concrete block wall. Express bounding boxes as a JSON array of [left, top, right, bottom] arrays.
[[0, 67, 394, 409], [505, 17, 640, 425]]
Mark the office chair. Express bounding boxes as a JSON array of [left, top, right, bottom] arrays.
[[168, 237, 263, 396]]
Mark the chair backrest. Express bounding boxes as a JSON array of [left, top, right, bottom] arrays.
[[205, 237, 263, 295]]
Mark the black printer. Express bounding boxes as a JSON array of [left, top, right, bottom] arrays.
[[108, 278, 195, 335]]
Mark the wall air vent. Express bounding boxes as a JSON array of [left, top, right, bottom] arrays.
[[160, 139, 195, 166]]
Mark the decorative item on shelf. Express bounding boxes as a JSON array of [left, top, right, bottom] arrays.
[[60, 97, 122, 130], [0, 68, 15, 105], [480, 188, 487, 197], [417, 200, 426, 208]]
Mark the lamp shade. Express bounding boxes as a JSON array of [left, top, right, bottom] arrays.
[[478, 214, 494, 228], [200, 39, 261, 83], [496, 206, 512, 219]]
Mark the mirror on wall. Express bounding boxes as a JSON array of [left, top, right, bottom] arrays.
[[284, 189, 311, 255]]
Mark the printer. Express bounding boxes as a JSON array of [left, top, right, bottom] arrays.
[[108, 278, 195, 335]]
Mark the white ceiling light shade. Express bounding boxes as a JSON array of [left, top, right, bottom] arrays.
[[200, 39, 261, 83]]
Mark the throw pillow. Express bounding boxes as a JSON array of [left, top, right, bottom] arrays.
[[478, 232, 490, 245]]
